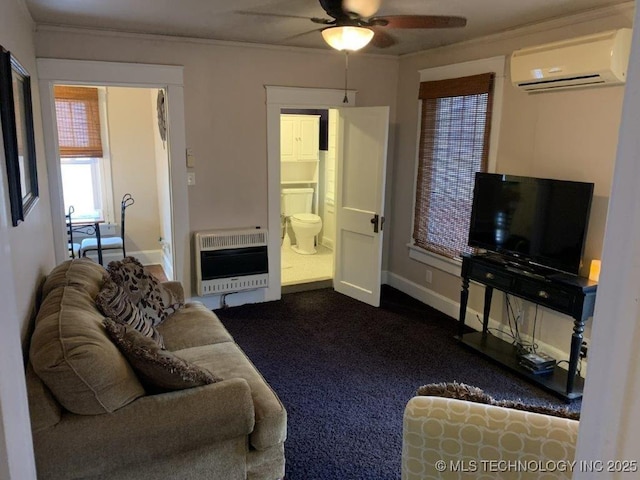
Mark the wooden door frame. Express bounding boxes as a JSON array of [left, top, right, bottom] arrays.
[[37, 59, 189, 293]]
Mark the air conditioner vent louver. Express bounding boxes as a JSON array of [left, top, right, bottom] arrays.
[[195, 229, 269, 296], [511, 28, 632, 92]]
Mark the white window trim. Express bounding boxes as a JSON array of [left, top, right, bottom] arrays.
[[408, 56, 506, 275], [98, 87, 115, 224]]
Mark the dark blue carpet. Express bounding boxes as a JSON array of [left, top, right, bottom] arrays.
[[215, 286, 580, 480]]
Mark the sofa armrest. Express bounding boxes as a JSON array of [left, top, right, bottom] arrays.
[[34, 378, 254, 478], [402, 396, 579, 480], [162, 280, 185, 303]]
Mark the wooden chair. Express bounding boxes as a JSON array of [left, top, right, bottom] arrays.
[[66, 206, 81, 259], [81, 193, 135, 259]]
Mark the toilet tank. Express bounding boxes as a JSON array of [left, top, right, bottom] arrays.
[[281, 188, 314, 216]]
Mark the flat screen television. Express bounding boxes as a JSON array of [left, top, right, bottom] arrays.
[[468, 173, 594, 275]]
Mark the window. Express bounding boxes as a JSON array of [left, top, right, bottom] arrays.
[[412, 72, 496, 262], [54, 86, 112, 221]]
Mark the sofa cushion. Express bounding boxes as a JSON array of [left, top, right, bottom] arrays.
[[30, 286, 145, 415], [41, 258, 108, 299], [96, 279, 164, 348], [107, 257, 182, 325], [104, 318, 221, 392], [158, 302, 234, 351], [174, 342, 287, 450]]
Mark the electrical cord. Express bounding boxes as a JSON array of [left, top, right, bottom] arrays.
[[505, 294, 540, 354]]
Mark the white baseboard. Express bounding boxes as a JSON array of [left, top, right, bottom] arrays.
[[383, 270, 577, 372], [321, 237, 334, 250]]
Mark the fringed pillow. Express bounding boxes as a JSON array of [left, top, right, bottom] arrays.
[[103, 318, 221, 392], [416, 381, 580, 420], [96, 279, 165, 348], [107, 256, 183, 325]]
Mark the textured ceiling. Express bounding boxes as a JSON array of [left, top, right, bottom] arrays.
[[25, 0, 631, 55]]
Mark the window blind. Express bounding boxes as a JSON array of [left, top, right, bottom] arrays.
[[54, 86, 103, 158], [413, 73, 494, 259]]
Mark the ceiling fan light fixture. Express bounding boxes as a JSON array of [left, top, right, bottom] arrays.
[[321, 26, 374, 51]]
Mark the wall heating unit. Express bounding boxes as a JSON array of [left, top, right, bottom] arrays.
[[195, 228, 269, 296]]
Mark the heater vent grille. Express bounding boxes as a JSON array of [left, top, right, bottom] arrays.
[[195, 229, 269, 296], [197, 229, 268, 251]]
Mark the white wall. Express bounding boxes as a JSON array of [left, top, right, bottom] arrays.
[[150, 89, 174, 279], [106, 86, 162, 258], [0, 0, 53, 477], [322, 109, 338, 250], [576, 4, 640, 473]]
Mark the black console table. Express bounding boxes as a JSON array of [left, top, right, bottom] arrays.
[[457, 253, 597, 401]]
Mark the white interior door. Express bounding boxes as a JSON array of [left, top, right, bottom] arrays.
[[334, 106, 389, 307]]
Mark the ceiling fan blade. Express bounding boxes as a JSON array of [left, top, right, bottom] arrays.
[[311, 17, 337, 25], [235, 11, 317, 22], [373, 15, 467, 29], [282, 28, 325, 42], [369, 27, 397, 48]]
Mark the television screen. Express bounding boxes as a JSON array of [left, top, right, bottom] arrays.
[[468, 173, 594, 275]]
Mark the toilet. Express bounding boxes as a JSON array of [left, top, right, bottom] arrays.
[[281, 187, 322, 255]]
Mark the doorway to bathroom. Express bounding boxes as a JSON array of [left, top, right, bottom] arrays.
[[266, 86, 389, 307], [280, 108, 336, 289]]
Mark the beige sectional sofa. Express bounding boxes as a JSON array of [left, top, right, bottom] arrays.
[[26, 258, 286, 480]]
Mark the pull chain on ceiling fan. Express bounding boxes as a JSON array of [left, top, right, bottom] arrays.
[[343, 52, 350, 103]]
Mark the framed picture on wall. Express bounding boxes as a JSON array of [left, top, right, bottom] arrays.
[[0, 45, 38, 227]]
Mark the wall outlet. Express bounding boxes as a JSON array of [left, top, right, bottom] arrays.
[[425, 269, 432, 284], [580, 342, 588, 359], [187, 172, 196, 186]]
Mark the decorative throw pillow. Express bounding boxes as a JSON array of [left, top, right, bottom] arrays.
[[96, 279, 165, 348], [416, 381, 580, 420], [103, 318, 221, 392], [107, 256, 183, 325]]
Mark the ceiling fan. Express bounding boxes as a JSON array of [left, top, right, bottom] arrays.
[[241, 0, 467, 51]]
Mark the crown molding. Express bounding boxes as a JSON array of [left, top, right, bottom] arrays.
[[33, 24, 395, 60], [402, 1, 635, 59]]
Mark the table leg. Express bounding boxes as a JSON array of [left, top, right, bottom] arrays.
[[95, 222, 103, 266], [567, 313, 587, 394], [458, 276, 470, 338], [482, 286, 493, 336]]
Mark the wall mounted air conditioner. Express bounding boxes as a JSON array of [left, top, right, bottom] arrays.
[[511, 28, 632, 92]]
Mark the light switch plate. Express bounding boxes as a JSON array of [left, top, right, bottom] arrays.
[[186, 148, 196, 168], [187, 172, 196, 186]]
